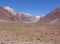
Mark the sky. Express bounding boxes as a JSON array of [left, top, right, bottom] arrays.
[[0, 0, 60, 16]]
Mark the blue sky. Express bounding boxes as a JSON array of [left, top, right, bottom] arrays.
[[0, 0, 60, 16]]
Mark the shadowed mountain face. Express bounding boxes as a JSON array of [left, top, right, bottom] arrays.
[[0, 6, 40, 23], [39, 7, 60, 23]]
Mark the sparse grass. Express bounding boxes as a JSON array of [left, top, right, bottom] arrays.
[[0, 21, 60, 44]]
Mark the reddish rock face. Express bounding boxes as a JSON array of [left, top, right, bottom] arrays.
[[0, 7, 16, 21], [39, 7, 60, 23]]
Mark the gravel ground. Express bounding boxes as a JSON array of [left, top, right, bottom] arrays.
[[0, 42, 54, 44]]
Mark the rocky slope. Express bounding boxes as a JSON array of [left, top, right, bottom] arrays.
[[39, 7, 60, 24], [2, 6, 40, 23], [0, 7, 16, 21]]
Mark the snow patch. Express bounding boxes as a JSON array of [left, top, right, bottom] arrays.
[[3, 6, 16, 15]]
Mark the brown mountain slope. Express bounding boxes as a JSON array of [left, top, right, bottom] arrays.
[[39, 7, 60, 23], [0, 7, 27, 22], [0, 7, 40, 23], [0, 7, 16, 21]]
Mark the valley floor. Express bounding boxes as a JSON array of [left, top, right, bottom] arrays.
[[0, 21, 60, 44]]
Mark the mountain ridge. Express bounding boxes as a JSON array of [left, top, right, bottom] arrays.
[[0, 6, 40, 23], [38, 6, 60, 24]]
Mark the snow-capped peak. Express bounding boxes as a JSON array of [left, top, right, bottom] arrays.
[[21, 12, 32, 16], [4, 6, 13, 11], [3, 6, 16, 15], [35, 16, 40, 18]]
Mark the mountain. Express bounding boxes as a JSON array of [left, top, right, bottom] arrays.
[[0, 7, 17, 21], [3, 6, 17, 16], [16, 12, 40, 23], [0, 6, 40, 23], [0, 6, 60, 23], [39, 7, 60, 24], [49, 17, 60, 24]]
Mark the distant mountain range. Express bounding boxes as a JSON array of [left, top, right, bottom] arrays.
[[0, 6, 40, 23], [0, 6, 60, 23]]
